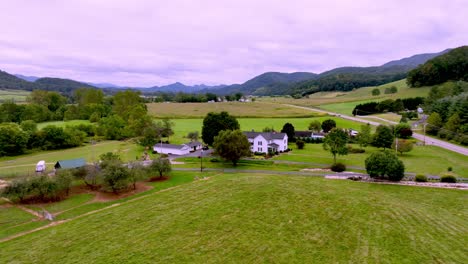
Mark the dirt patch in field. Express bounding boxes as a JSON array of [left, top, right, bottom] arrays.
[[92, 182, 153, 202], [148, 176, 169, 182]]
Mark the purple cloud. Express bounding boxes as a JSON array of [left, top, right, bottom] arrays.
[[0, 0, 467, 86]]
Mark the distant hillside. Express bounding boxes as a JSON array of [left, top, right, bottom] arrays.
[[0, 70, 96, 95], [0, 47, 455, 96], [14, 74, 40, 82], [208, 49, 449, 96], [407, 46, 468, 87], [381, 49, 450, 68], [0, 70, 36, 90]]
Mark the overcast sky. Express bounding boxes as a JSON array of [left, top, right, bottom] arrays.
[[1, 0, 467, 87]]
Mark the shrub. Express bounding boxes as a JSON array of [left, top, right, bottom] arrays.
[[365, 150, 405, 181], [415, 174, 428, 182], [447, 167, 452, 172], [347, 145, 365, 153], [296, 140, 305, 149], [331, 162, 346, 172], [210, 158, 220, 162], [440, 174, 457, 183]]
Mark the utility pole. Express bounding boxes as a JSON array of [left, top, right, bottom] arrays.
[[423, 123, 427, 146], [200, 149, 204, 172]]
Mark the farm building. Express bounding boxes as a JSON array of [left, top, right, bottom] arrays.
[[153, 143, 191, 155], [54, 158, 86, 169], [185, 141, 203, 152], [243, 131, 288, 154]]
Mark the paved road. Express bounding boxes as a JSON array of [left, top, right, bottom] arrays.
[[285, 104, 468, 156]]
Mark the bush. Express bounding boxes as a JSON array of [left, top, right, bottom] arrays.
[[210, 158, 220, 162], [440, 174, 457, 183], [296, 140, 305, 149], [447, 166, 452, 172], [331, 163, 346, 172], [415, 174, 428, 182], [347, 145, 365, 153], [365, 150, 405, 181]]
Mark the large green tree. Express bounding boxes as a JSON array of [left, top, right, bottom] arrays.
[[426, 112, 443, 135], [323, 128, 349, 164], [321, 119, 336, 133], [201, 112, 240, 145], [0, 123, 29, 156], [357, 124, 372, 148], [213, 130, 251, 166], [365, 151, 405, 181], [281, 123, 295, 141], [372, 125, 393, 150]]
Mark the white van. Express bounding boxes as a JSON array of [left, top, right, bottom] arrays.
[[36, 160, 46, 172]]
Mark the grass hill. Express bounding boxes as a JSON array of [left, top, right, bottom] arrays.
[[1, 174, 466, 263]]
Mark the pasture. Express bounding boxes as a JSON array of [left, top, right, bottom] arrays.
[[259, 79, 431, 107], [0, 89, 30, 103], [1, 173, 466, 263], [37, 120, 92, 130], [147, 101, 324, 118], [273, 144, 468, 177], [160, 117, 363, 144], [0, 140, 145, 179]]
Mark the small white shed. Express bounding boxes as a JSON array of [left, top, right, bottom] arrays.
[[153, 143, 191, 155], [36, 160, 46, 172]]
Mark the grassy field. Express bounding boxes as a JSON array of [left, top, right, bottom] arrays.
[[0, 89, 30, 103], [161, 117, 363, 144], [0, 140, 145, 179], [259, 79, 431, 107], [272, 144, 468, 176], [37, 120, 92, 130], [0, 170, 211, 240], [1, 173, 466, 263], [147, 101, 325, 118]]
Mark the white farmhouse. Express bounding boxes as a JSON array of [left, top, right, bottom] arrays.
[[243, 131, 288, 154], [153, 143, 191, 155]]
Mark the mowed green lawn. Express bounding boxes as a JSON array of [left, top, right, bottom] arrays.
[[1, 174, 466, 263], [162, 117, 363, 144], [0, 140, 145, 179], [275, 144, 468, 176]]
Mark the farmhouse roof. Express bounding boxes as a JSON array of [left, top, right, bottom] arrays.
[[243, 132, 287, 140], [54, 158, 86, 169], [268, 143, 280, 148], [185, 141, 202, 148], [295, 131, 313, 137], [154, 143, 188, 150]]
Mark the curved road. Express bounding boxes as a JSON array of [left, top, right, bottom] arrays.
[[286, 104, 468, 156]]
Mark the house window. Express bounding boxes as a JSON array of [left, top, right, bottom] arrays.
[[258, 141, 262, 146], [258, 147, 262, 152]]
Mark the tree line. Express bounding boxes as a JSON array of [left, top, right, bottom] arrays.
[[407, 46, 468, 87], [352, 97, 424, 116]]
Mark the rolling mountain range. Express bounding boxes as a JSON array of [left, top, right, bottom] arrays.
[[1, 48, 453, 96]]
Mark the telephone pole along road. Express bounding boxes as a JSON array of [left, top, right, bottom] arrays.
[[285, 104, 468, 156]]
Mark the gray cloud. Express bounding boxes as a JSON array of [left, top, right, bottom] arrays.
[[0, 0, 467, 86]]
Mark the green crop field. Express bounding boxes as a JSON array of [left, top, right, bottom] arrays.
[[272, 144, 468, 176], [147, 101, 325, 118], [0, 89, 30, 103], [259, 79, 431, 106], [160, 117, 363, 144], [37, 120, 92, 130], [1, 173, 466, 263], [0, 140, 145, 179]]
